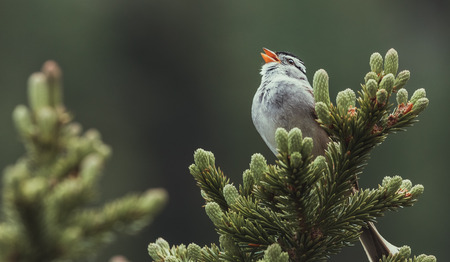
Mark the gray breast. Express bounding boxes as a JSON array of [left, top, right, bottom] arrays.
[[252, 78, 328, 156]]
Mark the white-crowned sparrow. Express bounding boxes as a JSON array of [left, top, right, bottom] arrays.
[[251, 48, 398, 262]]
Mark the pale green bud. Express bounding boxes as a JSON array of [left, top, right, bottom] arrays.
[[313, 156, 327, 172], [95, 144, 112, 159], [301, 137, 313, 157], [242, 169, 255, 191], [289, 152, 303, 169], [376, 89, 388, 106], [263, 243, 289, 262], [396, 88, 408, 105], [366, 79, 378, 98], [313, 69, 330, 106], [80, 154, 104, 183], [416, 255, 437, 262], [13, 105, 35, 137], [263, 244, 289, 262], [165, 255, 178, 262], [22, 177, 47, 203], [63, 123, 82, 137], [28, 72, 51, 111], [223, 184, 239, 206], [155, 237, 170, 250], [382, 176, 391, 187], [85, 128, 102, 141], [193, 149, 215, 170], [250, 153, 267, 182], [364, 72, 378, 83], [315, 102, 331, 125], [288, 128, 303, 154], [41, 60, 63, 107], [412, 98, 429, 114], [416, 254, 427, 260], [410, 88, 427, 105], [200, 190, 208, 200], [188, 164, 199, 175], [275, 128, 289, 154], [379, 73, 395, 95], [386, 175, 402, 195], [397, 245, 411, 259], [220, 234, 240, 255], [420, 255, 437, 262], [3, 160, 30, 187], [370, 52, 383, 74], [336, 88, 356, 115], [384, 48, 399, 76], [187, 243, 203, 261], [35, 106, 59, 144], [205, 202, 223, 225], [400, 179, 412, 191], [410, 184, 424, 198], [394, 70, 410, 91], [177, 244, 187, 255]]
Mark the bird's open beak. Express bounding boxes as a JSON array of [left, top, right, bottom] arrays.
[[261, 48, 280, 63]]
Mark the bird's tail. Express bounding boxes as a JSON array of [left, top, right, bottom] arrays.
[[359, 222, 399, 262]]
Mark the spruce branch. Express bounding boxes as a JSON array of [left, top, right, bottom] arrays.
[[148, 49, 435, 262], [0, 61, 168, 262]]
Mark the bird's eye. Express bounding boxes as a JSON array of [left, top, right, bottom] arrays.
[[287, 59, 295, 65]]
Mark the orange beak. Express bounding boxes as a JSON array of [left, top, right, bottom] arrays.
[[261, 48, 280, 63]]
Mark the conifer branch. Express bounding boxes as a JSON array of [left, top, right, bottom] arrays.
[[0, 61, 168, 262], [148, 49, 435, 262]]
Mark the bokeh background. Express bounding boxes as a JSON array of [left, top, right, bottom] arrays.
[[0, 1, 448, 261]]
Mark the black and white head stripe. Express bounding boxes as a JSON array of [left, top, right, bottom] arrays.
[[276, 51, 306, 74]]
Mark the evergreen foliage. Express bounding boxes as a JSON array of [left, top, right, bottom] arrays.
[[0, 61, 168, 261], [148, 49, 435, 261]]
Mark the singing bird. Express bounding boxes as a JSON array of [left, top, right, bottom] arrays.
[[251, 48, 399, 262]]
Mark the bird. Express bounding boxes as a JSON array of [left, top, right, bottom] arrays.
[[251, 48, 399, 262]]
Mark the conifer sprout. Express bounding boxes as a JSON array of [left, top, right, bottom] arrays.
[[250, 153, 268, 181], [289, 152, 303, 169], [376, 88, 388, 106], [194, 148, 216, 170], [384, 48, 399, 76], [12, 105, 34, 138], [258, 244, 290, 262], [312, 69, 331, 106], [370, 52, 383, 74], [400, 179, 413, 191], [315, 101, 331, 125], [149, 49, 435, 262], [365, 71, 379, 83], [288, 127, 303, 153], [336, 88, 356, 115], [410, 184, 425, 198], [366, 79, 378, 98], [379, 73, 395, 95], [398, 245, 412, 258], [242, 169, 255, 195], [28, 72, 51, 111], [187, 243, 203, 261], [396, 88, 408, 105], [409, 88, 427, 104], [205, 202, 224, 225], [0, 61, 168, 262], [412, 98, 429, 114], [223, 184, 240, 206], [275, 127, 289, 153], [394, 70, 410, 91], [301, 137, 313, 157]]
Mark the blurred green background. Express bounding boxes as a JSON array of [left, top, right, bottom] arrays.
[[0, 1, 448, 261]]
